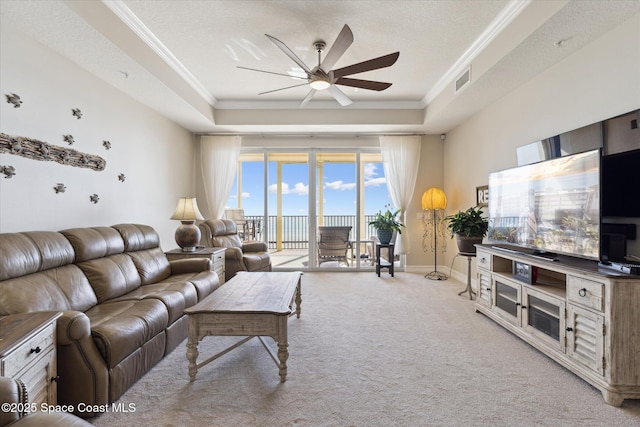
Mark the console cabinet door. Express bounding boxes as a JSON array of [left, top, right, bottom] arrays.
[[522, 287, 565, 352], [476, 269, 492, 308], [566, 304, 604, 376], [493, 276, 522, 326]]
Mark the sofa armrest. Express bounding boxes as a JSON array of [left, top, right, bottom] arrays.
[[54, 312, 109, 415], [242, 241, 268, 253], [56, 311, 91, 345], [224, 246, 244, 261], [169, 258, 212, 274], [0, 377, 26, 426]]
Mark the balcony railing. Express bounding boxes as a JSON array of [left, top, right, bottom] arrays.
[[245, 215, 378, 249]]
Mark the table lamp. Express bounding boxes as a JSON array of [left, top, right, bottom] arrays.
[[170, 197, 205, 252]]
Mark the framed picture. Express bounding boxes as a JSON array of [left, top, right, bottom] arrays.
[[513, 261, 536, 284], [476, 185, 489, 207]]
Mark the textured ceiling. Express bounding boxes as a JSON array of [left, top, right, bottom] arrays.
[[1, 0, 639, 134]]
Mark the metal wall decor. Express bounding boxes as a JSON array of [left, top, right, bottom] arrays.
[[90, 194, 100, 204], [72, 108, 83, 119], [5, 93, 22, 108], [63, 135, 75, 145], [118, 173, 126, 182], [0, 133, 106, 171], [103, 140, 111, 150], [53, 183, 66, 193], [0, 165, 16, 179]]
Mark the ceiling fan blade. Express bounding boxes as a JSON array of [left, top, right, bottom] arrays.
[[237, 66, 306, 80], [328, 85, 352, 106], [265, 34, 312, 74], [320, 24, 354, 71], [335, 77, 392, 91], [299, 89, 317, 107], [259, 83, 310, 95], [332, 52, 400, 79]]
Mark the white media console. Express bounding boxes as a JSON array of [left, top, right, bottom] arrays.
[[474, 244, 640, 406]]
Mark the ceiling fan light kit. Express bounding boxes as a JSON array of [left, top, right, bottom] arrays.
[[239, 24, 399, 106]]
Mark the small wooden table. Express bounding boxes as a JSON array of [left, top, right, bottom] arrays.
[[184, 271, 302, 383]]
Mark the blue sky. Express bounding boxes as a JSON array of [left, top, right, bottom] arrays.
[[228, 161, 393, 216]]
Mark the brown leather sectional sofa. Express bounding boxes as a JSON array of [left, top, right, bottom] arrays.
[[0, 224, 221, 417]]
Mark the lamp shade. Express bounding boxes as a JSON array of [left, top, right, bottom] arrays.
[[422, 187, 447, 210], [170, 197, 204, 221]]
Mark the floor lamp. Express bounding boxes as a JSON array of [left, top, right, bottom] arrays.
[[422, 187, 448, 280]]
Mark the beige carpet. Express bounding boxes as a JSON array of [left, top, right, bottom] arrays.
[[91, 272, 640, 427]]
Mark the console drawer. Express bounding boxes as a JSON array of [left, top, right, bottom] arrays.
[[567, 275, 604, 312], [1, 322, 55, 378], [476, 249, 492, 270]]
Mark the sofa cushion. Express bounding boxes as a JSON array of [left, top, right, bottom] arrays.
[[0, 265, 98, 315], [0, 231, 75, 280], [0, 232, 98, 315], [214, 234, 243, 249], [126, 247, 172, 285], [112, 224, 160, 251], [108, 281, 198, 308], [157, 270, 221, 301], [86, 299, 168, 368], [243, 252, 271, 272], [60, 227, 125, 262], [77, 254, 142, 303], [107, 287, 191, 325], [112, 224, 172, 284]]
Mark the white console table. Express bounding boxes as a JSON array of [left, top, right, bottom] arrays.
[[474, 244, 640, 406]]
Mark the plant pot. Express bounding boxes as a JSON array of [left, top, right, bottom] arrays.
[[455, 235, 483, 254], [376, 229, 393, 245]]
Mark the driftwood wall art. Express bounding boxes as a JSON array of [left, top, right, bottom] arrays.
[[0, 132, 106, 171]]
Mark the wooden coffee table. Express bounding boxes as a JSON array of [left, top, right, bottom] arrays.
[[184, 271, 302, 383]]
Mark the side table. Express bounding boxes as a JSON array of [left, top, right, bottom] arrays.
[[376, 243, 395, 277], [0, 312, 61, 406], [457, 252, 476, 299], [166, 247, 226, 284]]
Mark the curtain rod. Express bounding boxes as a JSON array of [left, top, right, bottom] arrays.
[[197, 133, 426, 138]]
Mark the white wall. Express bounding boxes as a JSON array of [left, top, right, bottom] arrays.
[[0, 25, 196, 249], [442, 13, 640, 276]]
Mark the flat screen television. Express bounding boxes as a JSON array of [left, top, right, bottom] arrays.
[[601, 148, 640, 217], [487, 149, 600, 260]]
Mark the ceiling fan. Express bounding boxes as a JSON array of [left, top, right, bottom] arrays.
[[238, 24, 399, 107]]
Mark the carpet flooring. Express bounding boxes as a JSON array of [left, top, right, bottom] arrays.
[[90, 272, 640, 426]]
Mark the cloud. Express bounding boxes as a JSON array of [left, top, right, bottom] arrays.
[[269, 182, 308, 195], [363, 163, 386, 186], [230, 192, 251, 199], [365, 177, 386, 187], [364, 163, 378, 179], [325, 180, 356, 191]]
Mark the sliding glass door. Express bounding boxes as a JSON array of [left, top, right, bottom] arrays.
[[226, 149, 392, 271]]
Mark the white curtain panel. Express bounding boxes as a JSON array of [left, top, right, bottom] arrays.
[[380, 135, 422, 254], [200, 135, 241, 219]]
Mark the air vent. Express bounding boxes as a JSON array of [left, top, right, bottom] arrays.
[[455, 66, 471, 93]]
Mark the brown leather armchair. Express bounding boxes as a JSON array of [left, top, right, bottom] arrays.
[[0, 377, 92, 427], [199, 219, 271, 279]]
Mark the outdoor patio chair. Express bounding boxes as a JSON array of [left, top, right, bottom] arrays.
[[317, 226, 353, 266]]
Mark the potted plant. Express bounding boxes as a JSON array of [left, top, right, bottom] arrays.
[[445, 206, 489, 254], [369, 207, 404, 244]]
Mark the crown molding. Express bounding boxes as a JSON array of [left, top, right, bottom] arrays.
[[423, 0, 532, 105], [102, 0, 217, 106]]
